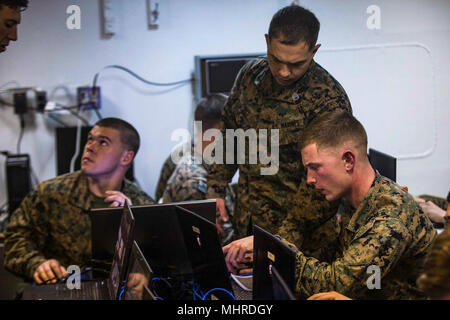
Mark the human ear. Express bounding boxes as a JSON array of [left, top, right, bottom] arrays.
[[342, 151, 355, 171], [121, 150, 135, 166]]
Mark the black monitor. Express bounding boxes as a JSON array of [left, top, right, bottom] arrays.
[[5, 154, 31, 215], [90, 200, 216, 278], [175, 206, 235, 300], [368, 148, 397, 182], [253, 225, 297, 300], [194, 53, 264, 101]]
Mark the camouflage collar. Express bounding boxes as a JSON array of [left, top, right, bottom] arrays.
[[67, 171, 128, 212], [345, 171, 382, 233], [67, 171, 94, 212], [254, 58, 316, 103]]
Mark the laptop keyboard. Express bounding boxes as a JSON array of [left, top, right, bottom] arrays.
[[55, 281, 105, 300]]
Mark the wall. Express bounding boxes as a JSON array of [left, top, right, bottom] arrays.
[[0, 0, 448, 206]]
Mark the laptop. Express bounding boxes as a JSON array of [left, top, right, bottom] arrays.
[[271, 265, 296, 300], [368, 148, 397, 182], [174, 206, 235, 300], [252, 224, 297, 300], [22, 202, 136, 300], [90, 200, 216, 278], [122, 241, 157, 300]]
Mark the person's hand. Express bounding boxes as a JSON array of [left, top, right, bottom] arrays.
[[222, 236, 253, 274], [215, 198, 228, 235], [414, 197, 425, 204], [307, 291, 352, 300], [104, 191, 132, 207], [33, 259, 68, 284], [419, 201, 446, 224], [126, 273, 149, 298]]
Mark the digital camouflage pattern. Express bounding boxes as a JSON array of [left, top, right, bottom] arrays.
[[416, 194, 448, 211], [155, 142, 193, 201], [4, 171, 154, 281], [293, 172, 437, 299], [206, 57, 352, 241], [162, 154, 236, 245]]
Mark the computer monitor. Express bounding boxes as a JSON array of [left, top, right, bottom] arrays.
[[368, 148, 397, 182], [194, 53, 264, 101], [5, 154, 31, 215], [175, 206, 235, 300], [253, 225, 297, 300]]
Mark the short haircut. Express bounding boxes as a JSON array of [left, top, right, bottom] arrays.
[[94, 118, 140, 155], [268, 5, 320, 49], [0, 0, 28, 10], [300, 110, 368, 157], [194, 94, 228, 131], [417, 226, 450, 299]]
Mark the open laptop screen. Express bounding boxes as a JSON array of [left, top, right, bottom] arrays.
[[271, 265, 296, 300], [123, 241, 153, 300], [253, 225, 297, 300], [90, 200, 216, 264], [175, 206, 234, 300], [108, 201, 135, 300]]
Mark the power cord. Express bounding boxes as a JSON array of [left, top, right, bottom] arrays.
[[16, 115, 25, 154], [92, 65, 193, 89]]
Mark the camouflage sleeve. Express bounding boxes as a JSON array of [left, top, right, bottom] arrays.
[[125, 181, 155, 205], [277, 179, 340, 249], [3, 189, 49, 281], [417, 194, 448, 211], [162, 163, 207, 203], [294, 217, 410, 299], [206, 65, 249, 199], [154, 154, 177, 201]]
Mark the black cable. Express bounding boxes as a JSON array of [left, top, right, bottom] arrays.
[[94, 108, 102, 120], [46, 113, 69, 127], [0, 98, 14, 107], [17, 115, 25, 154], [92, 65, 193, 89]]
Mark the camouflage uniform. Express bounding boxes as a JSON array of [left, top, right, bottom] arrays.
[[206, 57, 352, 243], [416, 194, 448, 211], [155, 142, 193, 201], [3, 171, 154, 281], [162, 154, 236, 245], [294, 172, 437, 299]]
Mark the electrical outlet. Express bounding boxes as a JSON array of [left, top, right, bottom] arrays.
[[77, 86, 101, 110]]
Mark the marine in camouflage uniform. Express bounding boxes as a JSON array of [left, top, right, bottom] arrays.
[[4, 171, 154, 281], [293, 172, 437, 299], [154, 142, 193, 202], [162, 153, 236, 245], [206, 57, 352, 245]]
